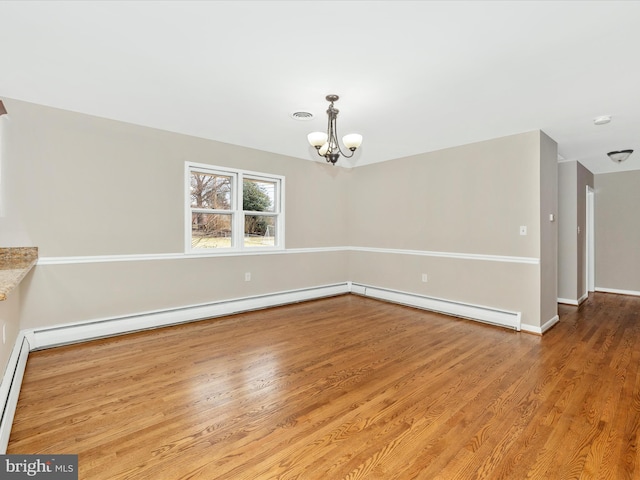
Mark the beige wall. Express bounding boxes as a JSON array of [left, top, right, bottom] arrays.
[[595, 170, 640, 292], [558, 162, 577, 300], [19, 251, 350, 330], [1, 99, 351, 256], [347, 134, 540, 256], [348, 130, 556, 328], [0, 98, 352, 349], [539, 132, 558, 324], [0, 113, 24, 371], [0, 283, 22, 377], [348, 251, 540, 319], [0, 98, 560, 380]]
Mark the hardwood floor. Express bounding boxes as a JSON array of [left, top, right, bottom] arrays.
[[7, 293, 640, 479]]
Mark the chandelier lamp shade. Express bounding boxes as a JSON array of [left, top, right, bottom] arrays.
[[307, 95, 363, 165], [607, 149, 634, 163]]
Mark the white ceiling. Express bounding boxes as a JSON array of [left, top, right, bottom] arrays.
[[1, 1, 639, 174]]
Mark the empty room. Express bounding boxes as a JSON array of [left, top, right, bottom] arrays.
[[1, 1, 639, 479]]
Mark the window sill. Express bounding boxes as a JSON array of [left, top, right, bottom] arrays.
[[186, 246, 286, 256]]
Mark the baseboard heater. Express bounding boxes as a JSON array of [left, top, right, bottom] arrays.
[[349, 283, 522, 331], [0, 334, 30, 453], [25, 283, 351, 351]]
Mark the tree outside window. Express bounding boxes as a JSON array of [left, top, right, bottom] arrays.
[[187, 163, 283, 252]]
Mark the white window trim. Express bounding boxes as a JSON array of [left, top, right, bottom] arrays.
[[185, 161, 285, 254]]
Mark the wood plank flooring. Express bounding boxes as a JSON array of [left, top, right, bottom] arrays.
[[7, 293, 640, 479]]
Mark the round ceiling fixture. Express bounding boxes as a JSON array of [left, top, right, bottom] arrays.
[[593, 115, 611, 125], [607, 149, 633, 163], [291, 111, 314, 121]]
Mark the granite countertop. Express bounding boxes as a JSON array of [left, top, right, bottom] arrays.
[[0, 247, 38, 301]]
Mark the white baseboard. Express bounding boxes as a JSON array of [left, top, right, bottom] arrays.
[[542, 314, 561, 333], [350, 283, 522, 331], [522, 314, 559, 335], [558, 297, 579, 306], [26, 283, 350, 351], [596, 287, 640, 297], [558, 293, 589, 306], [0, 333, 30, 453]]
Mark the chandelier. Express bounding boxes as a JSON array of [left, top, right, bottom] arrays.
[[307, 95, 363, 165]]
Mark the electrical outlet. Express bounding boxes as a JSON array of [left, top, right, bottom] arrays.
[[421, 273, 428, 283], [244, 272, 251, 282], [520, 226, 527, 235]]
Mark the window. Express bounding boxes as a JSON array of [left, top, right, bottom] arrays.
[[186, 162, 284, 253]]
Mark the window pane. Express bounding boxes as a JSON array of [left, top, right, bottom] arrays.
[[191, 172, 232, 210], [244, 215, 276, 247], [243, 179, 275, 212], [191, 213, 233, 249]]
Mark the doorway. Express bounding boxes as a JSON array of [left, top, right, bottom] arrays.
[[586, 186, 595, 294]]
